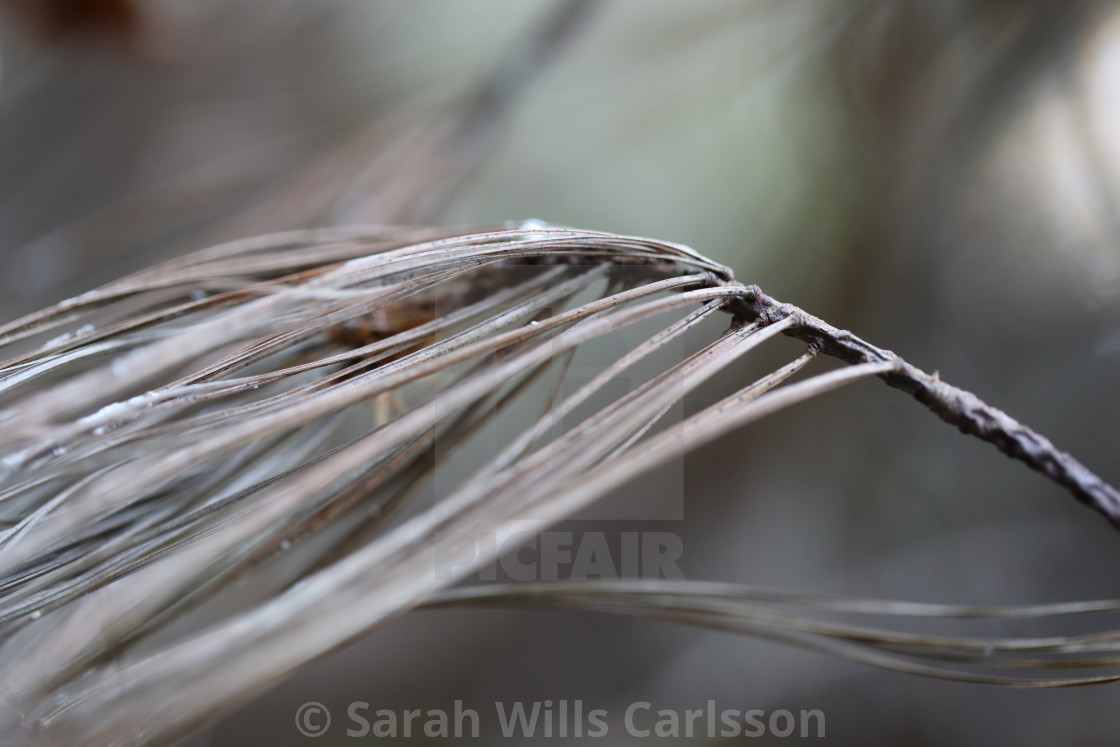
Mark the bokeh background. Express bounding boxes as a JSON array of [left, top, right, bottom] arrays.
[[3, 0, 1120, 744]]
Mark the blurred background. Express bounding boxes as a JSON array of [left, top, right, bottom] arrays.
[[3, 0, 1120, 743]]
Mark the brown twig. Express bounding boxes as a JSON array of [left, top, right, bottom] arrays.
[[727, 283, 1120, 529]]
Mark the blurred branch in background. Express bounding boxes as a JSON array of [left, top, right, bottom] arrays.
[[0, 0, 594, 319], [827, 0, 1120, 315]]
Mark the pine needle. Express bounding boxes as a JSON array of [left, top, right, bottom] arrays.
[[0, 223, 1115, 744]]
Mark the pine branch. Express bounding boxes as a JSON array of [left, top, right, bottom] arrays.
[[0, 224, 1115, 744]]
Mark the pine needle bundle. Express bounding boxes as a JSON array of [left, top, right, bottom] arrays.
[[0, 223, 1118, 744]]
